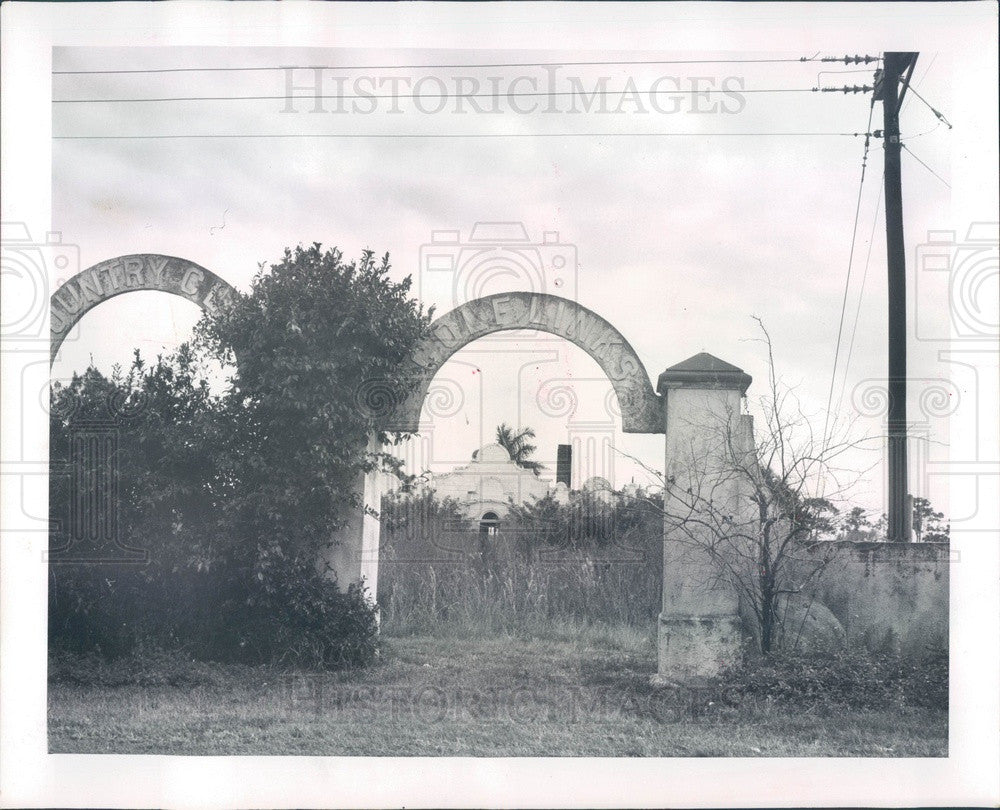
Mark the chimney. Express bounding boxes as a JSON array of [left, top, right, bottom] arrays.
[[556, 444, 572, 487]]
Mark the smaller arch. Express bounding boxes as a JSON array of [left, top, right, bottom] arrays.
[[50, 254, 239, 365], [391, 292, 663, 434]]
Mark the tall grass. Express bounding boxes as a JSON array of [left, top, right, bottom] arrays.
[[377, 505, 662, 640]]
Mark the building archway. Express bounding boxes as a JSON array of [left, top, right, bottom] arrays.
[[478, 511, 501, 538]]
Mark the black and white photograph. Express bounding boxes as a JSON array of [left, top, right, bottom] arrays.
[[1, 2, 997, 807]]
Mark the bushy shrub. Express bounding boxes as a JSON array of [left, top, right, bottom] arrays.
[[50, 245, 422, 670], [237, 581, 380, 669], [719, 647, 948, 711]]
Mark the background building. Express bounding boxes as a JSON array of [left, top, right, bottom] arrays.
[[423, 443, 550, 522]]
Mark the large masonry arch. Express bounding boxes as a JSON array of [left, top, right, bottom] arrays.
[[390, 292, 664, 434], [49, 254, 239, 365]]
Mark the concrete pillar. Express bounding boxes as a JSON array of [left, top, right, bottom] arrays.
[[323, 434, 382, 602], [654, 353, 753, 684]]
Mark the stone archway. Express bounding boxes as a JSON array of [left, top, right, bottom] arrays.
[[47, 255, 240, 562], [337, 292, 668, 623], [49, 254, 238, 365], [351, 294, 755, 683], [390, 292, 663, 434]]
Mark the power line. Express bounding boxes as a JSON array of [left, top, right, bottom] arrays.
[[819, 54, 880, 65], [895, 57, 951, 189], [815, 67, 881, 80], [899, 53, 936, 116], [901, 143, 951, 189], [827, 52, 943, 434], [53, 87, 820, 105], [901, 122, 943, 141], [823, 99, 876, 448], [52, 131, 877, 141], [899, 58, 943, 141], [52, 56, 828, 76], [838, 51, 943, 419], [904, 84, 953, 129], [836, 172, 884, 418]]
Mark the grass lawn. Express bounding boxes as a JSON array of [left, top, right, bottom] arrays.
[[48, 624, 947, 756]]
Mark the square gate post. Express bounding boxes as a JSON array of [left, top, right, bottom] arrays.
[[654, 353, 752, 684]]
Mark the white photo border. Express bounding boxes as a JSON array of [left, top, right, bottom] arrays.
[[2, 2, 998, 807]]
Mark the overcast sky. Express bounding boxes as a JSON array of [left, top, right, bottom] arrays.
[[49, 45, 962, 513]]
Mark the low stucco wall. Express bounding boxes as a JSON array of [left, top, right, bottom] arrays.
[[805, 542, 949, 658]]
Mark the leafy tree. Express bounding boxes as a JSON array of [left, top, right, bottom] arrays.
[[49, 350, 232, 658], [196, 245, 432, 553], [493, 423, 545, 475], [198, 244, 431, 662], [505, 489, 663, 558], [50, 244, 431, 667], [869, 498, 949, 542], [842, 506, 871, 533], [505, 493, 570, 550], [380, 488, 471, 542], [837, 506, 877, 542], [911, 497, 950, 543]]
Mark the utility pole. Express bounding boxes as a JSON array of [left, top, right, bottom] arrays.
[[875, 51, 918, 542]]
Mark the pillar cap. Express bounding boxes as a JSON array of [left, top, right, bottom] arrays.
[[657, 352, 752, 394]]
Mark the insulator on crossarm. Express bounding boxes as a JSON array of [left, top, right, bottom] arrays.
[[815, 85, 873, 94], [821, 54, 879, 65]]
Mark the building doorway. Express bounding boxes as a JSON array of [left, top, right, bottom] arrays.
[[479, 511, 500, 538]]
